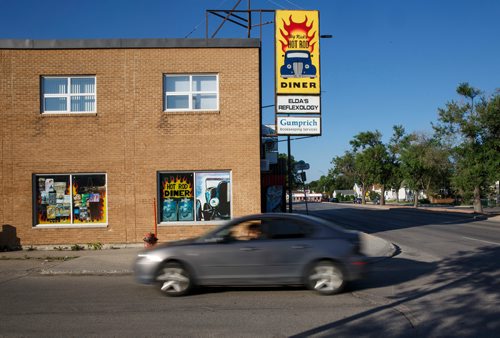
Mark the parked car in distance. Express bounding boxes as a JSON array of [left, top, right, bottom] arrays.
[[134, 213, 367, 297], [329, 198, 339, 203]]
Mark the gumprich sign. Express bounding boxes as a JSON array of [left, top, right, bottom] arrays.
[[277, 95, 320, 114], [276, 10, 320, 95], [276, 116, 321, 135]]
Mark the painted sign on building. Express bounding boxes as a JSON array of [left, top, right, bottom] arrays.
[[275, 10, 320, 95]]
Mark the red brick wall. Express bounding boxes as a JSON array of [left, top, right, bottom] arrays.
[[0, 47, 261, 246]]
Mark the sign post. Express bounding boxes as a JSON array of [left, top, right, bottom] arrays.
[[274, 9, 323, 212]]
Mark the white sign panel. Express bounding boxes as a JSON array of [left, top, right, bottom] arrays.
[[276, 95, 320, 114], [276, 116, 321, 135]]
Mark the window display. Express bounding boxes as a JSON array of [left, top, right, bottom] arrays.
[[159, 173, 194, 222], [34, 173, 107, 226], [158, 171, 231, 224]]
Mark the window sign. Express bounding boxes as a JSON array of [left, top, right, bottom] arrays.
[[34, 173, 107, 226], [158, 171, 231, 224], [195, 172, 231, 222], [159, 173, 195, 222]]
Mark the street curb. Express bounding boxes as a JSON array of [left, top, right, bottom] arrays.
[[39, 269, 133, 276], [334, 202, 500, 222], [360, 232, 397, 262]]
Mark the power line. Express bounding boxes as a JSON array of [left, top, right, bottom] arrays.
[[266, 0, 286, 9], [283, 0, 304, 9], [184, 0, 231, 38]]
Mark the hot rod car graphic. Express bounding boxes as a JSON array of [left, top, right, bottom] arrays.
[[196, 177, 230, 221], [280, 50, 317, 79]]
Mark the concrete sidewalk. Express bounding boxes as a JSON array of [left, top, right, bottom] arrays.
[[0, 233, 395, 276]]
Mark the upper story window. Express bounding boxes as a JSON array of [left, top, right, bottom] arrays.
[[164, 74, 218, 112], [42, 76, 96, 113]]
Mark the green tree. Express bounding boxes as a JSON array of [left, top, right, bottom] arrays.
[[277, 153, 301, 191], [330, 151, 357, 195], [400, 133, 452, 207], [433, 83, 500, 212], [308, 174, 334, 195], [387, 125, 407, 203], [349, 130, 391, 204]]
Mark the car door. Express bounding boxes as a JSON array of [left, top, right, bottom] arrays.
[[192, 219, 269, 285], [262, 216, 315, 282]]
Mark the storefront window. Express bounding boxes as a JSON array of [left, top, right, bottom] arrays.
[[34, 173, 107, 226], [158, 171, 231, 224]]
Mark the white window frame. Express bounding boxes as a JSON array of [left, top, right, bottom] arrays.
[[42, 76, 97, 114], [164, 74, 219, 112]]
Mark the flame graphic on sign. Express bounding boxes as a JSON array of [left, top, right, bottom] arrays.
[[279, 15, 317, 53], [162, 176, 193, 198]]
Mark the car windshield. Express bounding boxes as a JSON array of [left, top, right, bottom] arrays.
[[286, 52, 309, 58], [197, 221, 233, 242]]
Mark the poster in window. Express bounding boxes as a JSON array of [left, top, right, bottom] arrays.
[[72, 174, 107, 224], [35, 175, 71, 224], [159, 173, 194, 222], [195, 172, 231, 221]]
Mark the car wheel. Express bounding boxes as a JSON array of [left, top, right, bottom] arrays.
[[307, 260, 345, 295], [156, 262, 192, 297]]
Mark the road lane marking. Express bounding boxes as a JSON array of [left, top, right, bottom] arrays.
[[462, 236, 500, 246]]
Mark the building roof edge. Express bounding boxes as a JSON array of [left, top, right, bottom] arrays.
[[0, 38, 260, 49]]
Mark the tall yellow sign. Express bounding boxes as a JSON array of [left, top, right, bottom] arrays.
[[275, 10, 320, 95]]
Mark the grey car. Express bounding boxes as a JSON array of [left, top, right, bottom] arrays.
[[134, 213, 367, 296]]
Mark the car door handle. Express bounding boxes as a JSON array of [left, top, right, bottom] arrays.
[[240, 247, 258, 251], [291, 245, 309, 249]]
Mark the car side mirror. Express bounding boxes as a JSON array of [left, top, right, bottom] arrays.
[[221, 234, 235, 243]]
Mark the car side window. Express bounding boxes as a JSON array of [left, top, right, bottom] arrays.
[[266, 218, 313, 239], [229, 220, 265, 241]]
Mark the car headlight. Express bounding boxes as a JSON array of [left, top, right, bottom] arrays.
[[305, 64, 310, 69], [137, 254, 162, 262], [209, 197, 220, 207], [287, 64, 292, 69]]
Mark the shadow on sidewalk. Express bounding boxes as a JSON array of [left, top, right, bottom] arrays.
[[290, 245, 500, 337]]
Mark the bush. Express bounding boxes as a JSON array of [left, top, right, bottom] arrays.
[[419, 198, 431, 204]]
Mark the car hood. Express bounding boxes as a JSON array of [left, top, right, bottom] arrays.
[[161, 237, 198, 247]]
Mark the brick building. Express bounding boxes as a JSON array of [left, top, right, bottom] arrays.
[[0, 38, 261, 247]]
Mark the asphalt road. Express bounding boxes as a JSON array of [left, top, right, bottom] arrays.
[[298, 202, 500, 337], [1, 203, 499, 337]]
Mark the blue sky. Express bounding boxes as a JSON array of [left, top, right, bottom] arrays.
[[1, 0, 499, 181]]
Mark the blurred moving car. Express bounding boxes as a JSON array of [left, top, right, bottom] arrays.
[[134, 213, 367, 297]]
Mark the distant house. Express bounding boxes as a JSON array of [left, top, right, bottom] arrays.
[[287, 191, 322, 202], [353, 183, 425, 202], [332, 190, 355, 198]]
